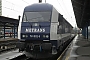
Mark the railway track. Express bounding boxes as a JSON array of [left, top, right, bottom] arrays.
[[0, 43, 18, 54], [10, 42, 72, 60], [57, 35, 76, 60], [10, 36, 75, 60], [0, 47, 17, 54], [10, 54, 27, 60], [57, 41, 71, 60], [0, 39, 19, 54], [10, 54, 39, 60]]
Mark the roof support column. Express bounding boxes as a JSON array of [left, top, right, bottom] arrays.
[[11, 27, 14, 38], [86, 25, 88, 39], [4, 23, 5, 39], [86, 21, 89, 40], [16, 25, 18, 37], [14, 24, 15, 38]]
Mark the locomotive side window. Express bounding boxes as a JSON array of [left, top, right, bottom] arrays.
[[23, 14, 27, 22], [23, 12, 51, 22]]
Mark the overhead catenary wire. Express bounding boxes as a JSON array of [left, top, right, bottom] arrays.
[[3, 0, 24, 8], [1, 0, 32, 19], [61, 0, 74, 24], [57, 0, 71, 20], [21, 0, 30, 4], [1, 6, 22, 14], [57, 0, 71, 19], [2, 0, 29, 14], [61, 0, 76, 27], [3, 0, 24, 14], [61, 0, 72, 17], [57, 0, 75, 26]]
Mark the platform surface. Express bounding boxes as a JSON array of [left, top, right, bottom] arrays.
[[0, 49, 23, 60], [61, 34, 90, 60], [0, 38, 18, 42]]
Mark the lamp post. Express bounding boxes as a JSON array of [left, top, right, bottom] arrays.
[[45, 0, 46, 3], [39, 0, 42, 3]]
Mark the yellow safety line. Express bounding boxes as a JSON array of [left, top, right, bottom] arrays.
[[57, 35, 77, 60], [65, 51, 71, 60], [57, 43, 71, 60]]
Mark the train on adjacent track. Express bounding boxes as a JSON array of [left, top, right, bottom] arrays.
[[18, 3, 74, 59]]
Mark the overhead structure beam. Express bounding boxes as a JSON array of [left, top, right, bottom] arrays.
[[71, 0, 90, 28], [72, 0, 84, 6], [0, 16, 19, 25], [80, 0, 88, 27]]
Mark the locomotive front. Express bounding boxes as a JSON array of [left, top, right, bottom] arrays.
[[18, 3, 56, 58], [21, 11, 51, 41]]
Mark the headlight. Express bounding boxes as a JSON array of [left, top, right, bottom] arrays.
[[26, 35, 28, 37], [22, 34, 28, 38], [22, 35, 26, 37], [43, 35, 46, 38], [46, 35, 49, 38], [43, 35, 49, 38]]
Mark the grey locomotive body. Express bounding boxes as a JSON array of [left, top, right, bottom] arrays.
[[18, 3, 74, 59]]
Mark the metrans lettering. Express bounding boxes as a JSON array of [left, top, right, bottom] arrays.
[[25, 28, 45, 32]]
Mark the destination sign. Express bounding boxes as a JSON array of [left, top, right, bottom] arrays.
[[25, 28, 45, 32]]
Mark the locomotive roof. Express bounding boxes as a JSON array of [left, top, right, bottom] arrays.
[[24, 3, 53, 12]]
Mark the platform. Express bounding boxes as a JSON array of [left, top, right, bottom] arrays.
[[58, 34, 90, 60], [0, 49, 23, 60], [0, 38, 18, 42]]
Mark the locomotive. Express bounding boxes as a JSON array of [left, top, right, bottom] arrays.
[[18, 3, 74, 59]]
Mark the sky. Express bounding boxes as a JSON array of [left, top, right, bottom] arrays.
[[2, 0, 76, 27]]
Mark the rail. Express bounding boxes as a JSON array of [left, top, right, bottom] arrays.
[[57, 35, 76, 60], [0, 39, 19, 53], [10, 54, 35, 60], [57, 43, 71, 60]]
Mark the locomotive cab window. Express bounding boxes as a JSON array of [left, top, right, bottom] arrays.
[[23, 12, 51, 22]]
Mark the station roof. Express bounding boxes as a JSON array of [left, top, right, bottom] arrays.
[[0, 16, 19, 25], [71, 0, 90, 28]]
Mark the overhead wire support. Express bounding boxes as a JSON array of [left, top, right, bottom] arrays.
[[45, 0, 46, 3]]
